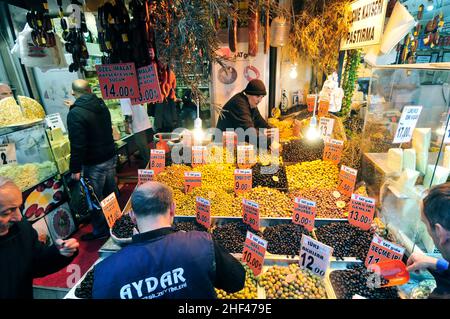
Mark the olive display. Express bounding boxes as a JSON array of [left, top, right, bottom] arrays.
[[233, 187, 291, 217], [315, 222, 373, 260], [259, 264, 326, 299], [286, 160, 339, 191], [205, 145, 235, 164], [174, 187, 235, 216], [282, 139, 324, 163], [111, 214, 135, 239], [330, 264, 399, 299], [195, 164, 235, 193], [257, 153, 283, 166], [216, 264, 258, 299], [252, 164, 288, 190], [156, 164, 190, 189], [289, 189, 345, 219], [263, 224, 310, 257], [173, 220, 207, 233], [74, 269, 94, 299], [212, 222, 262, 254]]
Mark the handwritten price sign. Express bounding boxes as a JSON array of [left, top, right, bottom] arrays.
[[96, 63, 139, 99], [365, 233, 405, 267], [319, 117, 335, 139], [393, 106, 422, 144], [234, 169, 252, 194], [150, 149, 165, 175], [138, 169, 154, 184], [292, 198, 316, 232], [184, 172, 202, 193], [348, 194, 375, 231], [242, 231, 267, 276], [131, 63, 162, 105], [338, 165, 358, 198], [100, 192, 122, 228], [323, 138, 344, 164], [196, 197, 211, 229], [242, 199, 260, 232]]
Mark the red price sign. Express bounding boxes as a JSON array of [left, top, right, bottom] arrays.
[[192, 146, 206, 167], [184, 172, 202, 193], [138, 169, 154, 184], [234, 169, 252, 194], [96, 63, 139, 99], [242, 199, 260, 231], [242, 231, 267, 276], [338, 165, 358, 198], [306, 94, 317, 112], [223, 131, 237, 149], [150, 149, 165, 175], [292, 198, 316, 232], [318, 100, 330, 117], [131, 63, 162, 105], [237, 145, 255, 169], [323, 138, 344, 164], [195, 197, 211, 229], [100, 192, 122, 228], [348, 194, 375, 231], [365, 234, 405, 267]]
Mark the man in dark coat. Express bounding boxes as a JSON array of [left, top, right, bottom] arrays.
[[0, 178, 79, 298], [67, 79, 117, 240]]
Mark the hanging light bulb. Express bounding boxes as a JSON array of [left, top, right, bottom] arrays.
[[289, 64, 298, 79], [427, 0, 434, 11], [306, 116, 320, 140]]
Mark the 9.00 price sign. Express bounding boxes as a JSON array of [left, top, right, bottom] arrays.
[[299, 235, 333, 278], [348, 194, 375, 231], [393, 106, 422, 144], [196, 197, 211, 229], [131, 63, 162, 105], [150, 149, 165, 175], [234, 169, 252, 194], [292, 198, 316, 232], [96, 63, 139, 100], [242, 231, 267, 276], [242, 199, 260, 232]]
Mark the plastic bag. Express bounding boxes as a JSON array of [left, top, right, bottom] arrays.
[[69, 177, 101, 222]]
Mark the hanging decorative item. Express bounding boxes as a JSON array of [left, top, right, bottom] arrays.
[[337, 50, 361, 120], [248, 0, 259, 57], [27, 1, 56, 48]]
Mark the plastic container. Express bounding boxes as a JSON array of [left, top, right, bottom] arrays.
[[368, 260, 410, 287]]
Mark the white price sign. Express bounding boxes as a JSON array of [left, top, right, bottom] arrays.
[[319, 118, 335, 138], [299, 235, 333, 278], [138, 169, 154, 184], [0, 143, 17, 166], [393, 106, 422, 144], [45, 113, 67, 133]]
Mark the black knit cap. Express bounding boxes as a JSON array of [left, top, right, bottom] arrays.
[[244, 79, 267, 96]]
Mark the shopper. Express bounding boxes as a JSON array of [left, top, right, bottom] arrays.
[[178, 89, 198, 130], [406, 183, 450, 298], [92, 181, 245, 299], [0, 83, 13, 100], [67, 79, 117, 241], [0, 177, 79, 299]]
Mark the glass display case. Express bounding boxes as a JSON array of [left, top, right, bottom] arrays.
[[361, 65, 450, 254], [0, 121, 58, 191]]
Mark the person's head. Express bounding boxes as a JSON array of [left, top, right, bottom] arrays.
[[131, 182, 175, 230], [0, 83, 13, 100], [71, 79, 91, 98], [183, 89, 193, 103], [421, 183, 450, 259], [244, 79, 267, 109], [0, 177, 23, 236]]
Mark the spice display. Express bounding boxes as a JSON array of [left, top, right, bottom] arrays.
[[212, 222, 262, 254], [234, 187, 291, 217], [282, 139, 324, 163], [156, 164, 190, 189], [315, 222, 373, 260], [252, 164, 288, 190], [330, 264, 399, 299], [259, 264, 326, 299], [111, 214, 135, 239], [286, 160, 339, 191], [173, 220, 207, 233], [195, 164, 235, 192], [263, 224, 310, 257], [0, 161, 57, 191], [74, 269, 94, 299], [289, 189, 345, 219], [216, 264, 258, 299]]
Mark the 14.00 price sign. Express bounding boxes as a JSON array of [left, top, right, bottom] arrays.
[[96, 63, 139, 100], [242, 231, 267, 276]]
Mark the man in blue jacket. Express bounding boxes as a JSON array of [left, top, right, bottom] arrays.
[[92, 181, 245, 299]]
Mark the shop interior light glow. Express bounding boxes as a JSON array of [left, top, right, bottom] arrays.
[[427, 0, 434, 11], [289, 64, 298, 79], [193, 98, 204, 143]]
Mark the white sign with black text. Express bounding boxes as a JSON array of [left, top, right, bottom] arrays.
[[45, 113, 67, 133], [299, 235, 333, 278], [393, 106, 422, 144], [0, 143, 17, 166], [319, 118, 335, 139]]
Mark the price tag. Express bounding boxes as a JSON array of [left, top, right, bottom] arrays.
[[318, 100, 329, 117], [237, 145, 255, 169], [195, 197, 211, 229], [299, 235, 333, 278], [100, 192, 122, 228], [96, 63, 139, 99], [319, 117, 335, 139], [392, 106, 423, 143], [444, 118, 450, 144], [130, 63, 162, 105], [338, 165, 358, 198], [138, 169, 154, 184], [348, 194, 375, 231], [45, 113, 66, 133], [184, 172, 202, 193], [150, 149, 165, 175], [323, 138, 344, 164], [192, 146, 207, 167], [242, 199, 260, 231], [306, 94, 317, 112], [223, 131, 237, 149], [242, 231, 267, 276], [0, 143, 17, 166], [234, 169, 252, 194], [292, 198, 316, 232], [365, 233, 405, 267]]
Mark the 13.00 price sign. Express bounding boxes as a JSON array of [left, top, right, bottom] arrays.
[[242, 231, 267, 276], [96, 63, 139, 99], [131, 63, 162, 105], [348, 194, 375, 231]]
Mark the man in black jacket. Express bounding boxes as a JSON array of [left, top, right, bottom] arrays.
[[0, 177, 79, 298], [92, 181, 245, 299], [67, 79, 117, 240]]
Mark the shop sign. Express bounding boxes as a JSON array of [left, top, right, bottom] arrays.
[[184, 172, 202, 193], [242, 231, 267, 276], [340, 0, 389, 50], [319, 117, 335, 139], [242, 199, 260, 231], [100, 192, 122, 228], [365, 233, 405, 267], [45, 113, 66, 133], [299, 235, 333, 278], [191, 146, 207, 167], [195, 197, 211, 229], [150, 149, 165, 175], [348, 194, 375, 231], [234, 169, 252, 194], [237, 145, 256, 169], [323, 138, 344, 164], [0, 143, 17, 166], [138, 169, 154, 184], [292, 198, 316, 232], [131, 63, 162, 105], [338, 165, 358, 198], [96, 62, 139, 99], [393, 106, 423, 144]]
